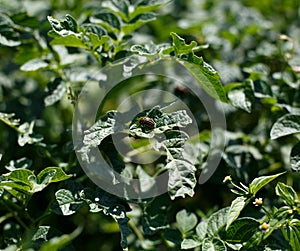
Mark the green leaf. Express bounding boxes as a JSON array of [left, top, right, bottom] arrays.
[[32, 226, 77, 251], [153, 109, 192, 131], [54, 189, 85, 216], [39, 225, 82, 251], [168, 33, 227, 103], [5, 157, 32, 171], [122, 13, 157, 35], [178, 57, 227, 103], [167, 159, 197, 200], [0, 112, 20, 127], [87, 34, 111, 51], [201, 238, 227, 251], [206, 207, 229, 237], [275, 182, 298, 206], [129, 108, 192, 138], [142, 195, 170, 235], [130, 0, 169, 19], [156, 130, 189, 160], [104, 205, 131, 250], [176, 209, 198, 234], [37, 167, 72, 185], [0, 180, 32, 196], [290, 142, 300, 172], [289, 221, 300, 251], [80, 111, 120, 162], [84, 23, 107, 37], [225, 80, 255, 113], [20, 58, 49, 71], [196, 220, 208, 241], [0, 13, 21, 47], [3, 169, 35, 188], [47, 15, 78, 36], [10, 12, 39, 28], [226, 196, 247, 230], [50, 34, 89, 49], [83, 111, 118, 147], [49, 34, 88, 49], [112, 0, 130, 18], [270, 114, 300, 139], [170, 32, 198, 55], [90, 11, 121, 31], [136, 166, 156, 194], [249, 172, 285, 195], [181, 237, 202, 249], [131, 43, 170, 56], [44, 78, 67, 106], [17, 121, 43, 146], [225, 218, 260, 242], [63, 14, 78, 32]]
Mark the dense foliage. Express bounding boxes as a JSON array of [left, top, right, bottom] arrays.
[[0, 0, 299, 250]]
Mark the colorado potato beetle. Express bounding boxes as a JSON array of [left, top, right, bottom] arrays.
[[139, 117, 156, 131]]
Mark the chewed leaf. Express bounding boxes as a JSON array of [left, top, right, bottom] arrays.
[[83, 111, 118, 147], [104, 205, 131, 250], [129, 108, 192, 138], [154, 130, 189, 160], [167, 159, 197, 200]]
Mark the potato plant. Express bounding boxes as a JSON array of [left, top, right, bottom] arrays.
[[0, 0, 299, 250]]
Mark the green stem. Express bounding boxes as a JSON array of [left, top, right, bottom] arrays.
[[128, 219, 144, 241]]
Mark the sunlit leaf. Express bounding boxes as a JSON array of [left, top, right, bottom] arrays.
[[225, 80, 255, 113], [48, 15, 78, 36], [206, 207, 229, 237], [0, 13, 21, 47], [249, 172, 285, 195], [201, 238, 227, 251], [18, 121, 43, 146], [53, 189, 85, 216], [167, 159, 196, 200], [20, 59, 49, 71], [5, 157, 32, 171], [181, 237, 202, 249], [290, 142, 300, 172], [275, 182, 298, 206], [226, 196, 247, 230], [176, 209, 198, 234], [270, 114, 300, 139], [44, 78, 67, 106], [196, 220, 208, 241]]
